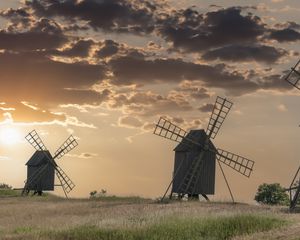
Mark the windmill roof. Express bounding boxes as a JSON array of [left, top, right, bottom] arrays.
[[26, 150, 53, 166], [174, 129, 216, 152]]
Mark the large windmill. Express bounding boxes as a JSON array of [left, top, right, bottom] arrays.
[[22, 130, 78, 198], [284, 58, 300, 210], [154, 96, 255, 202]]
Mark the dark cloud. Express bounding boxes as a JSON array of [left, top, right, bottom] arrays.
[[26, 0, 156, 34], [198, 103, 214, 112], [269, 28, 300, 42], [96, 40, 119, 58], [109, 55, 260, 95], [202, 44, 287, 63], [274, 21, 300, 30], [0, 7, 32, 29], [0, 7, 30, 18], [159, 7, 265, 52], [0, 51, 107, 105], [51, 39, 95, 57], [260, 73, 292, 91], [0, 18, 68, 51]]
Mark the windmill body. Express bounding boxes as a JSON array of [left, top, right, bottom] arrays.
[[173, 130, 216, 195], [26, 151, 55, 191]]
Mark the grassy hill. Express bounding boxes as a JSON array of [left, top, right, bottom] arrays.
[[0, 195, 299, 240]]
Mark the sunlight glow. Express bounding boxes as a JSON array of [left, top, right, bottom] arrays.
[[0, 127, 21, 145]]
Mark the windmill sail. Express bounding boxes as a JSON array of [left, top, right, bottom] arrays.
[[53, 135, 78, 159], [216, 148, 254, 177], [55, 165, 75, 194], [25, 130, 47, 151], [285, 59, 300, 90], [206, 97, 233, 139]]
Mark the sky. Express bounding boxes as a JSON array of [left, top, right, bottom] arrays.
[[0, 0, 300, 202]]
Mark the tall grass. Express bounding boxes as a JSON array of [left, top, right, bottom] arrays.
[[0, 189, 21, 197], [15, 214, 285, 240]]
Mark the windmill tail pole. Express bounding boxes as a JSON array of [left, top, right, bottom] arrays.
[[161, 158, 185, 202], [218, 160, 235, 204]]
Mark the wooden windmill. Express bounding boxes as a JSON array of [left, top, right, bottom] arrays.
[[284, 59, 300, 210], [22, 130, 78, 198], [154, 96, 255, 202]]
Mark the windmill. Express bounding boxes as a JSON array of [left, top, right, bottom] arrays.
[[153, 96, 255, 202], [284, 58, 300, 210], [285, 59, 300, 90], [22, 130, 78, 198]]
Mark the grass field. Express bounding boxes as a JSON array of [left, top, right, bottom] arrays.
[[0, 193, 299, 240]]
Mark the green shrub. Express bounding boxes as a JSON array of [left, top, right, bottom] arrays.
[[255, 183, 289, 205]]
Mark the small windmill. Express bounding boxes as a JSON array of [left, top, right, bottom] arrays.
[[284, 58, 300, 210], [22, 130, 78, 198], [154, 96, 255, 202]]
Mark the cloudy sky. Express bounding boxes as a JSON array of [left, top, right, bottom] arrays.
[[0, 0, 300, 201]]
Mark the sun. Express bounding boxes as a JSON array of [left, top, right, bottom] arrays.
[[0, 127, 21, 145]]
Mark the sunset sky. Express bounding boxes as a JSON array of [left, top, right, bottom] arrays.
[[0, 0, 300, 202]]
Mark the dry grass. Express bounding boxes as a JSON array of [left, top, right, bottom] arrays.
[[0, 196, 298, 240]]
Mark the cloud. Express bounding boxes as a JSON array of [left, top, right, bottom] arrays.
[[277, 104, 288, 112], [0, 51, 107, 105], [118, 115, 144, 128], [108, 90, 193, 116], [159, 7, 265, 53], [26, 0, 157, 34], [66, 152, 98, 159], [198, 103, 214, 112], [109, 55, 260, 95], [0, 18, 68, 51], [269, 28, 300, 42], [176, 81, 211, 100], [0, 156, 9, 161], [96, 39, 120, 58], [0, 102, 65, 123], [202, 44, 288, 63], [0, 111, 96, 129], [51, 39, 95, 58]]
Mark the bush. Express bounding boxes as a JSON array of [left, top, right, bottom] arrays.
[[255, 183, 289, 205], [0, 183, 12, 189]]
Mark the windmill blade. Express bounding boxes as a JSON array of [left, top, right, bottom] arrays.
[[153, 117, 203, 149], [55, 165, 75, 194], [154, 117, 188, 143], [53, 135, 78, 160], [206, 96, 233, 139], [25, 130, 47, 151], [285, 59, 300, 90], [216, 148, 254, 177]]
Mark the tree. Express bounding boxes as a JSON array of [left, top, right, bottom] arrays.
[[89, 190, 97, 198], [255, 183, 289, 205]]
